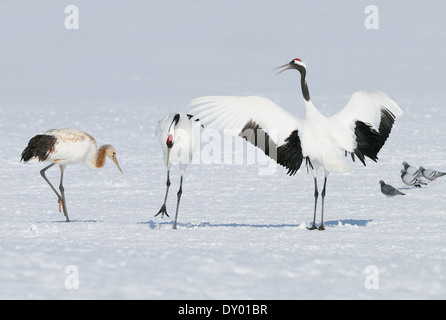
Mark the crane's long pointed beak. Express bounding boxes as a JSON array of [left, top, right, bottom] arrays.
[[113, 156, 123, 174], [274, 63, 292, 75], [166, 148, 171, 168]]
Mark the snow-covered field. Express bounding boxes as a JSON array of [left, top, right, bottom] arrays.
[[1, 1, 445, 300]]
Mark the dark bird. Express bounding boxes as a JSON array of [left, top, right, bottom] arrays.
[[189, 58, 404, 230], [21, 129, 123, 222], [379, 180, 405, 197]]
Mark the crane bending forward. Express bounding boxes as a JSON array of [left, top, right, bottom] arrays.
[[155, 112, 197, 229], [21, 129, 123, 222], [189, 58, 404, 230]]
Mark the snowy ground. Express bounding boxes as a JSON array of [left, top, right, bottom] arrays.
[[1, 1, 445, 300]]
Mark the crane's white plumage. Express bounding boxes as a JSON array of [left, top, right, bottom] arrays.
[[190, 91, 404, 173], [42, 129, 100, 167], [156, 112, 196, 173], [189, 58, 405, 230], [190, 96, 299, 146], [155, 112, 197, 229]]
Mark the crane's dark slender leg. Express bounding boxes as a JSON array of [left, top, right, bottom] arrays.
[[40, 163, 69, 222], [155, 169, 170, 218], [319, 177, 327, 231], [173, 175, 183, 229], [40, 163, 59, 198], [58, 165, 69, 222], [307, 177, 319, 230]]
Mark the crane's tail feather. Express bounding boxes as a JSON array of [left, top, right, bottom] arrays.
[[21, 134, 57, 163]]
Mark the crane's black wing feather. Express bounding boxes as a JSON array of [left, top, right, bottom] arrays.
[[240, 120, 303, 176]]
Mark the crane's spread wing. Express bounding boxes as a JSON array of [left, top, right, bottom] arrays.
[[190, 96, 299, 144], [330, 90, 405, 165], [189, 96, 304, 175]]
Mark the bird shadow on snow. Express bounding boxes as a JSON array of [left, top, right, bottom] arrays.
[[35, 219, 102, 224], [141, 219, 372, 229], [33, 219, 372, 228]]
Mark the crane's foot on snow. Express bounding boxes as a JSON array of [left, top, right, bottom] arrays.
[[57, 199, 70, 222], [155, 204, 169, 218], [307, 224, 318, 230], [307, 224, 325, 231]]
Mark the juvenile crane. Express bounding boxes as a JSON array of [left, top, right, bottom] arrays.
[[190, 58, 404, 230], [155, 113, 197, 229], [21, 129, 123, 222]]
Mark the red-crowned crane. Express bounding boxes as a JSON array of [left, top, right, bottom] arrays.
[[21, 129, 123, 222], [155, 112, 197, 229], [189, 58, 404, 230]]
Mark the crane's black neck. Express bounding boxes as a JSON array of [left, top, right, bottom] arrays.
[[300, 69, 310, 102]]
